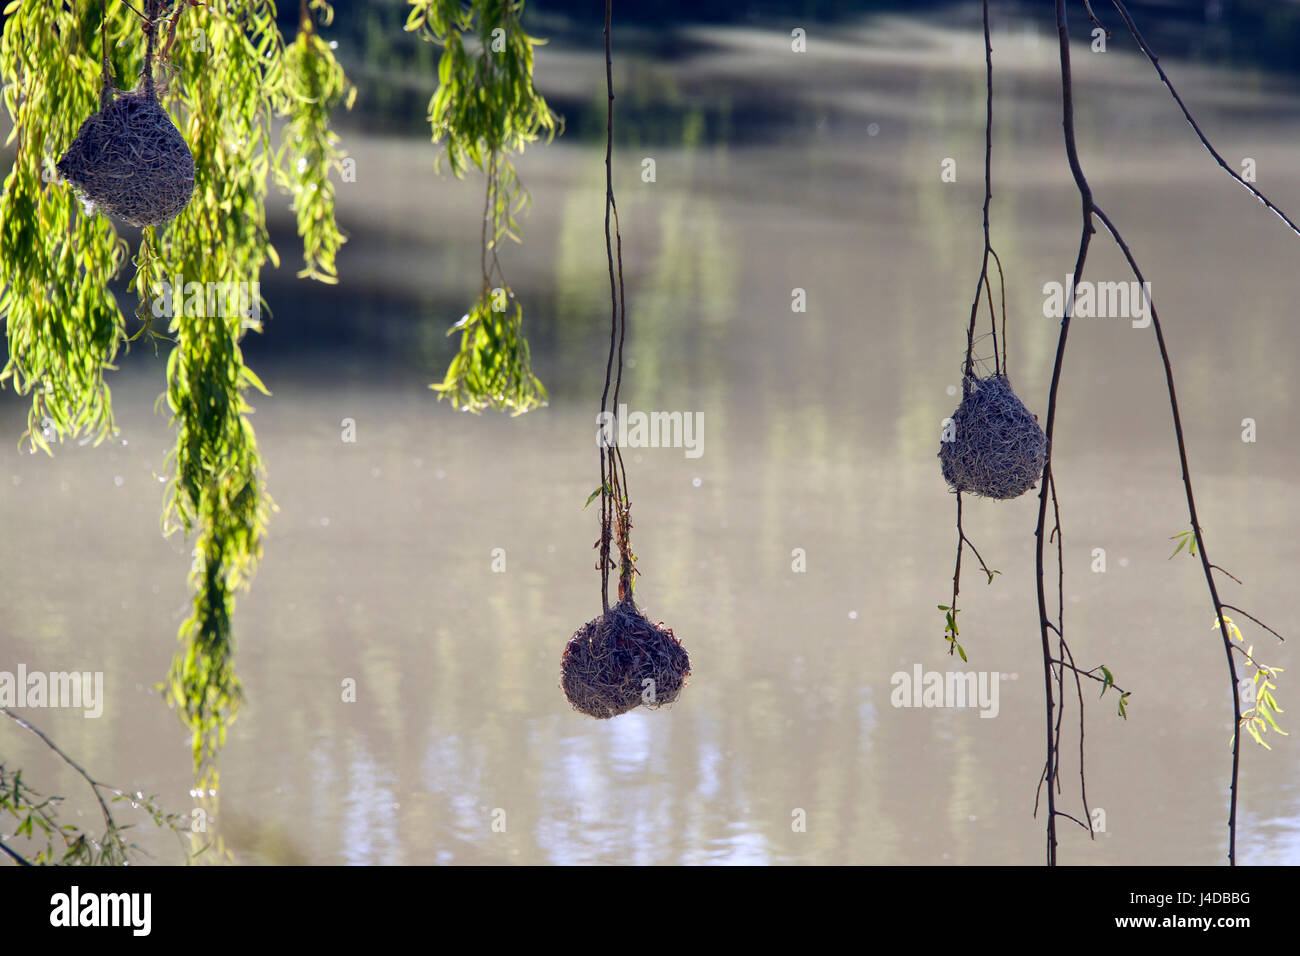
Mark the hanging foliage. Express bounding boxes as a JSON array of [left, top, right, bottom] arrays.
[[0, 0, 135, 452], [155, 0, 351, 783], [275, 0, 356, 283], [0, 0, 352, 786], [406, 0, 559, 415], [1, 707, 189, 865]]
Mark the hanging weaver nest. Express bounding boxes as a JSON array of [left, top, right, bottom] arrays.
[[561, 600, 690, 719], [57, 82, 195, 228], [939, 373, 1047, 500]]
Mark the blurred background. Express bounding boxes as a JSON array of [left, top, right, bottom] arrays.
[[2, 0, 1299, 864]]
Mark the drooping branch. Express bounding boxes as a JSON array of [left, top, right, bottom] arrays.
[[1107, 0, 1300, 238], [944, 0, 1002, 667], [1219, 605, 1286, 645], [1034, 0, 1098, 868], [2, 708, 116, 837], [963, 0, 998, 383], [411, 0, 559, 415], [598, 0, 633, 613], [1, 708, 187, 865], [1039, 0, 1294, 865]]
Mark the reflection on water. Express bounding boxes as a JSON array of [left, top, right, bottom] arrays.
[[2, 16, 1299, 864]]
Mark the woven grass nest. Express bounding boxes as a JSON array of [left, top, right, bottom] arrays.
[[561, 600, 690, 719], [57, 82, 195, 228], [939, 373, 1047, 500]]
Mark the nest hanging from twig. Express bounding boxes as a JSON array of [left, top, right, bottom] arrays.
[[939, 373, 1046, 500], [57, 81, 195, 228], [561, 600, 691, 719]]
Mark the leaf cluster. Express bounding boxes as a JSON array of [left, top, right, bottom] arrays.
[[432, 283, 546, 414], [0, 763, 186, 866], [274, 0, 356, 283]]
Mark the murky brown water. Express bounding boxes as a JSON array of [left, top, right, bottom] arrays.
[[3, 14, 1298, 864]]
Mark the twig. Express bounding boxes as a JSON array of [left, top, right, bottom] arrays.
[[989, 246, 1007, 371], [1108, 0, 1300, 238], [1035, 0, 1098, 868], [1220, 605, 1286, 644], [947, 0, 1002, 663], [1, 708, 117, 838], [1082, 1, 1109, 36], [1059, 638, 1093, 836], [1053, 810, 1092, 833], [0, 840, 33, 866], [1048, 659, 1130, 695], [1231, 643, 1278, 674], [115, 0, 147, 22], [1035, 1, 1300, 861], [598, 0, 633, 611], [1091, 202, 1246, 863], [963, 0, 996, 383], [598, 0, 618, 614], [1210, 564, 1243, 585]]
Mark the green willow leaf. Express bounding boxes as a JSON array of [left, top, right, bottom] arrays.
[[410, 0, 559, 414]]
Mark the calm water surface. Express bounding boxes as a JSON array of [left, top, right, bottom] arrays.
[[3, 15, 1299, 864]]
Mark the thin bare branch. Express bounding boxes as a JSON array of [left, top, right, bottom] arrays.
[[1, 708, 117, 837], [0, 840, 33, 866], [1220, 604, 1286, 644], [1210, 564, 1243, 585], [1054, 810, 1093, 833], [1108, 0, 1300, 237]]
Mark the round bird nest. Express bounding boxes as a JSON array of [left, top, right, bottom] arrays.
[[939, 373, 1047, 500], [57, 82, 195, 228], [561, 600, 690, 719]]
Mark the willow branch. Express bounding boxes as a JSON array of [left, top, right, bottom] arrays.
[[1036, 0, 1098, 868], [0, 840, 33, 866], [1, 708, 117, 838], [1220, 605, 1286, 644], [963, 0, 996, 382], [1090, 202, 1245, 862], [1108, 0, 1300, 237], [1210, 564, 1243, 585]]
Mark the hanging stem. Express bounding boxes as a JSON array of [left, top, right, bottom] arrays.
[[140, 0, 160, 94], [1092, 202, 1245, 863], [99, 0, 112, 105], [481, 150, 495, 292], [480, 148, 509, 293], [963, 0, 997, 384], [1, 708, 118, 839], [1034, 0, 1097, 869], [946, 0, 998, 663], [1106, 0, 1300, 238], [990, 246, 1007, 371], [598, 0, 633, 612]]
